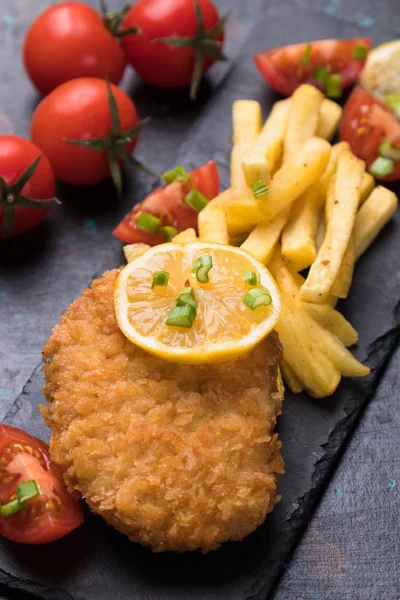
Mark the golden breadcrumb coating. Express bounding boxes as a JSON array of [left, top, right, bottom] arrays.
[[42, 270, 284, 553]]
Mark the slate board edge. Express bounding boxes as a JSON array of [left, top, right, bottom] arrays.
[[1, 302, 399, 600], [247, 301, 400, 600]]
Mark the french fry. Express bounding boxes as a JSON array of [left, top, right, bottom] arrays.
[[241, 209, 289, 265], [299, 150, 365, 303], [279, 358, 304, 393], [355, 186, 398, 260], [281, 184, 323, 272], [242, 98, 290, 184], [232, 100, 262, 143], [225, 196, 264, 236], [275, 302, 341, 398], [231, 142, 252, 194], [359, 172, 375, 206], [289, 271, 358, 346], [271, 256, 370, 377], [316, 99, 342, 141], [198, 202, 229, 244], [260, 137, 331, 220], [231, 101, 262, 194], [173, 228, 197, 243], [330, 233, 355, 298], [123, 243, 150, 263], [284, 84, 324, 164], [281, 142, 349, 271]]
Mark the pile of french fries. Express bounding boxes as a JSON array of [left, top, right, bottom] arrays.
[[124, 84, 398, 398]]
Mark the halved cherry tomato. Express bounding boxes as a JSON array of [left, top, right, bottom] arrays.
[[0, 136, 56, 239], [121, 0, 225, 98], [23, 2, 126, 96], [31, 78, 141, 187], [341, 86, 400, 181], [113, 160, 219, 244], [254, 38, 372, 96], [0, 425, 83, 544]]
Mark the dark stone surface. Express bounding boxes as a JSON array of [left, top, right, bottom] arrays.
[[0, 0, 399, 599]]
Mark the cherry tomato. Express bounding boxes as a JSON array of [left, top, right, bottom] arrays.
[[0, 136, 55, 239], [0, 425, 83, 544], [121, 0, 225, 97], [30, 78, 140, 187], [113, 160, 220, 244], [23, 2, 126, 96], [341, 86, 400, 181], [254, 38, 372, 97]]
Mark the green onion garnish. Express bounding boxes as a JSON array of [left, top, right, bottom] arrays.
[[162, 166, 190, 184], [384, 96, 400, 120], [16, 480, 40, 504], [176, 287, 198, 309], [166, 305, 196, 328], [379, 139, 400, 162], [326, 74, 342, 98], [252, 180, 269, 199], [313, 65, 329, 85], [191, 255, 213, 283], [0, 480, 40, 518], [244, 270, 260, 286], [137, 213, 161, 233], [369, 156, 395, 178], [243, 288, 272, 310], [159, 225, 178, 242], [0, 499, 23, 518], [301, 43, 312, 66], [352, 43, 369, 60], [185, 189, 209, 212], [152, 271, 169, 289]]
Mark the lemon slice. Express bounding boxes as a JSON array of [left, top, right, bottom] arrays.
[[359, 40, 400, 99], [114, 241, 281, 364]]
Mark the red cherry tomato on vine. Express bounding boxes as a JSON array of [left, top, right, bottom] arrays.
[[23, 2, 127, 96], [0, 136, 56, 239], [121, 0, 226, 98], [31, 78, 142, 187], [341, 86, 400, 182], [0, 425, 83, 544], [113, 160, 220, 244]]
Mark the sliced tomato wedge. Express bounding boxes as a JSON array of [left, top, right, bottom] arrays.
[[254, 38, 372, 96], [341, 86, 400, 181], [113, 160, 220, 245], [0, 425, 83, 544]]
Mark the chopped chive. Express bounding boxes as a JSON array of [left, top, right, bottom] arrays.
[[118, 264, 125, 270], [162, 165, 190, 184], [166, 304, 196, 328], [16, 480, 39, 504], [159, 225, 178, 242], [176, 287, 198, 309], [384, 95, 400, 120], [191, 255, 213, 283], [244, 270, 260, 286], [137, 212, 161, 233], [185, 189, 209, 212], [243, 288, 272, 310], [252, 180, 268, 199], [0, 498, 24, 518], [326, 74, 342, 98], [379, 139, 400, 162], [301, 43, 312, 66], [313, 65, 329, 85], [352, 43, 369, 60], [152, 271, 169, 289], [369, 156, 395, 178]]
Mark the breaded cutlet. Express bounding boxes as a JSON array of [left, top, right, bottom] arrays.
[[42, 270, 284, 553]]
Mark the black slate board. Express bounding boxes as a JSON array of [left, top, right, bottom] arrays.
[[1, 2, 400, 599]]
